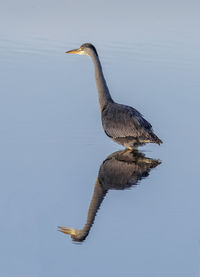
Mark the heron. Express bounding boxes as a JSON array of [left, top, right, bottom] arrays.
[[66, 43, 162, 149], [58, 149, 161, 242]]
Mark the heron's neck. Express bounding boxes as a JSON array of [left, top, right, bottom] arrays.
[[90, 52, 113, 111], [80, 179, 107, 240]]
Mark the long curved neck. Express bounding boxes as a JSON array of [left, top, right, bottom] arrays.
[[90, 51, 113, 110], [80, 179, 107, 240]]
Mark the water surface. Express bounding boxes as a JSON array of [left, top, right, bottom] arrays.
[[1, 1, 200, 276]]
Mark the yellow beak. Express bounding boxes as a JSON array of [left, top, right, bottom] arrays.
[[65, 48, 81, 54]]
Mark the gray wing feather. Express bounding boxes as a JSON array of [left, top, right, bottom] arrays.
[[102, 103, 154, 140]]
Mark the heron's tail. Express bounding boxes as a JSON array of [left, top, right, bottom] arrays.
[[151, 132, 163, 145]]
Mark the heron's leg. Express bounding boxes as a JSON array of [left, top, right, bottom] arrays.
[[126, 145, 138, 151]]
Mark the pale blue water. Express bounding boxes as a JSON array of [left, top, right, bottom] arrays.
[[1, 1, 200, 276]]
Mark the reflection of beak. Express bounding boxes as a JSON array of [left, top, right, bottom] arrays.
[[65, 48, 81, 54], [57, 226, 78, 239], [57, 226, 74, 235]]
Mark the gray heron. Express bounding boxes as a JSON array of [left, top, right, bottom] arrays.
[[66, 43, 162, 149], [58, 149, 161, 242]]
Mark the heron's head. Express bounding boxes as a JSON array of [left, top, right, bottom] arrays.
[[58, 226, 87, 242], [66, 43, 98, 57]]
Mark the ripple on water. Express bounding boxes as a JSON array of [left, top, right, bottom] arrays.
[[1, 33, 199, 70]]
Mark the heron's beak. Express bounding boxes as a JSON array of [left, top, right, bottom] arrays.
[[65, 48, 81, 54]]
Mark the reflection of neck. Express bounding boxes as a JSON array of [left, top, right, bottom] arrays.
[[80, 179, 107, 240], [90, 52, 113, 111]]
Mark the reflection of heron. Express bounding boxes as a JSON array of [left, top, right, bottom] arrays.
[[66, 43, 162, 149], [58, 150, 161, 242]]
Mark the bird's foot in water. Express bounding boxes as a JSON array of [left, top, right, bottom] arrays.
[[126, 146, 138, 151]]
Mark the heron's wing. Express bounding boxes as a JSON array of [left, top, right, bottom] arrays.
[[102, 103, 153, 139]]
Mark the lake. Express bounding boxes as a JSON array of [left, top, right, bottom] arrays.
[[0, 1, 200, 276]]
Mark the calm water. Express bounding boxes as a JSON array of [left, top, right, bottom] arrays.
[[1, 1, 200, 276]]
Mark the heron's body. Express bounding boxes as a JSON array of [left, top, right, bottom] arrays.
[[58, 149, 161, 241], [66, 43, 162, 149], [102, 102, 161, 148]]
